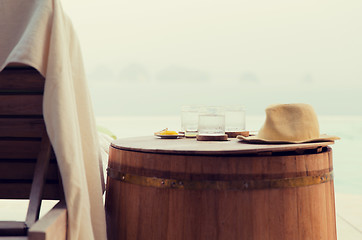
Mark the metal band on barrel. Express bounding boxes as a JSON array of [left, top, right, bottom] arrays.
[[107, 168, 333, 190]]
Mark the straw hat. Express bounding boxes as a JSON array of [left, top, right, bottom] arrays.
[[237, 103, 340, 144]]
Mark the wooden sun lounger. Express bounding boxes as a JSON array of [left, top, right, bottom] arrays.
[[0, 67, 67, 240]]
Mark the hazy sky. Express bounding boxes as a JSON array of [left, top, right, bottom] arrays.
[[61, 0, 362, 115], [62, 0, 361, 83]]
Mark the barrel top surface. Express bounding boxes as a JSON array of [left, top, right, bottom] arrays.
[[111, 136, 334, 155]]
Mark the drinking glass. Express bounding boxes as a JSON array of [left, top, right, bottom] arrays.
[[181, 106, 199, 137], [198, 106, 225, 136], [225, 105, 246, 133]]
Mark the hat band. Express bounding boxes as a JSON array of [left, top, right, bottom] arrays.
[[107, 168, 333, 190]]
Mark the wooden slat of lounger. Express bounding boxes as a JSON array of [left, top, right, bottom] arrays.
[[0, 183, 60, 200], [0, 221, 27, 236], [0, 161, 58, 181], [0, 95, 43, 116], [0, 237, 28, 240], [26, 133, 52, 227], [0, 118, 45, 138], [0, 68, 44, 92], [28, 201, 67, 240], [0, 141, 40, 159]]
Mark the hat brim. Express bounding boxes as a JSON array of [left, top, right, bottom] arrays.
[[237, 134, 340, 144]]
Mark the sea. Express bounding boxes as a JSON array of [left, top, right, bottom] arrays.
[[96, 114, 362, 195]]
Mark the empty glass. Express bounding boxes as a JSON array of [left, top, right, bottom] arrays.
[[225, 106, 246, 133], [181, 105, 199, 137]]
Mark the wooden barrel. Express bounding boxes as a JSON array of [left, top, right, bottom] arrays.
[[105, 137, 337, 240]]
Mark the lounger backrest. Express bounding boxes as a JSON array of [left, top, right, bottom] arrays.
[[0, 67, 61, 200]]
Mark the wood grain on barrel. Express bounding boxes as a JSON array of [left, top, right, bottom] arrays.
[[106, 137, 336, 240]]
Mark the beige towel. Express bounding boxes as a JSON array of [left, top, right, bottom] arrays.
[[0, 0, 107, 239]]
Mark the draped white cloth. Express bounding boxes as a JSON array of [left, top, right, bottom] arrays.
[[0, 0, 107, 239]]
